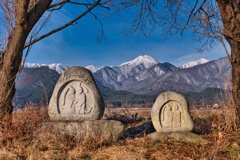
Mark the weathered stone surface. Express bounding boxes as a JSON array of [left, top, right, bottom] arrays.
[[146, 131, 208, 143], [48, 66, 105, 121], [34, 120, 124, 142], [151, 91, 194, 132]]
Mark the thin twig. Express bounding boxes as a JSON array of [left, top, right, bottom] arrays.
[[24, 0, 101, 48]]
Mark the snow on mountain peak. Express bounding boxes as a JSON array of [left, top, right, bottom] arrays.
[[120, 55, 159, 68], [85, 65, 99, 73], [48, 63, 68, 74], [24, 62, 100, 74], [23, 62, 68, 74], [179, 58, 209, 69], [24, 62, 43, 68]]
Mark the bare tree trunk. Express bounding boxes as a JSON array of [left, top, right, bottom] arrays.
[[0, 5, 29, 118], [0, 22, 31, 117], [0, 69, 14, 118], [227, 39, 240, 125], [217, 0, 240, 126], [0, 0, 52, 119], [0, 47, 23, 118]]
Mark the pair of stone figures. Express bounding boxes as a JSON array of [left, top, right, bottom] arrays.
[[49, 66, 194, 132], [60, 82, 91, 115]]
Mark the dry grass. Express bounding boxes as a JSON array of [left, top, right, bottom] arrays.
[[0, 104, 49, 159], [191, 88, 237, 134], [0, 98, 240, 159]]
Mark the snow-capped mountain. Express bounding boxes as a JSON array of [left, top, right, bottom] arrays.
[[92, 56, 231, 95], [119, 55, 159, 72], [113, 55, 160, 82], [85, 65, 99, 73], [124, 57, 231, 94], [179, 58, 209, 69], [17, 56, 231, 106], [94, 55, 178, 89], [24, 62, 44, 68], [24, 62, 68, 74], [24, 62, 100, 74], [48, 63, 68, 74], [14, 56, 231, 107]]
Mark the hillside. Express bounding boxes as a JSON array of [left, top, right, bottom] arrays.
[[122, 57, 231, 95], [14, 67, 60, 108], [14, 67, 152, 108]]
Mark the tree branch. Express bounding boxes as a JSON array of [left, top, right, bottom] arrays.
[[181, 0, 199, 34], [48, 0, 69, 9], [27, 0, 53, 31], [24, 0, 101, 48], [89, 10, 106, 42], [48, 0, 106, 11]]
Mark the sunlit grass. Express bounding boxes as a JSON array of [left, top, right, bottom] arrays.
[[0, 95, 239, 159]]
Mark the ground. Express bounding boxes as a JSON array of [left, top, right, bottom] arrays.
[[0, 105, 239, 160]]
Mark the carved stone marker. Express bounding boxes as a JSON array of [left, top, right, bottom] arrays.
[[147, 91, 207, 143], [38, 67, 124, 144], [48, 66, 105, 121], [151, 91, 194, 132]]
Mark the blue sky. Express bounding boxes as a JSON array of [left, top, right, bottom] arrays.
[[26, 3, 227, 67]]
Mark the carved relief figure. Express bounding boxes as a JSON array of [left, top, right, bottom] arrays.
[[62, 86, 76, 114], [161, 101, 185, 128], [75, 84, 87, 114], [173, 105, 181, 127], [161, 104, 173, 128], [60, 82, 92, 115]]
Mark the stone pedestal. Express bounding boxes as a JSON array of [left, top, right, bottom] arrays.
[[34, 120, 124, 142], [30, 120, 124, 158], [147, 132, 207, 143]]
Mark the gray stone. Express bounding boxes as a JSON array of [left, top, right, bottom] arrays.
[[146, 132, 208, 143], [48, 66, 105, 121], [34, 120, 124, 142], [151, 91, 194, 132]]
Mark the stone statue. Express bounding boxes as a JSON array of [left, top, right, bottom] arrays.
[[161, 104, 173, 128], [173, 104, 182, 127], [60, 82, 93, 115], [148, 91, 207, 143], [75, 84, 86, 114], [62, 85, 76, 114], [48, 66, 105, 121], [151, 91, 194, 132]]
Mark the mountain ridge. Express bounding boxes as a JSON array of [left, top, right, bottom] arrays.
[[24, 55, 210, 74], [24, 62, 68, 74], [15, 56, 231, 107], [23, 56, 229, 94], [179, 58, 209, 69]]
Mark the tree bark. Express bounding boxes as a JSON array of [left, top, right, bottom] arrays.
[[229, 40, 240, 126], [0, 0, 52, 119], [217, 0, 240, 126]]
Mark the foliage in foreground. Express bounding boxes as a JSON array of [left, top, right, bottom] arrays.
[[0, 103, 240, 159]]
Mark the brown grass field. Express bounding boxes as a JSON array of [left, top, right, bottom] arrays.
[[0, 104, 239, 160]]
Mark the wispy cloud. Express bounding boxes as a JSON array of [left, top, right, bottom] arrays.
[[172, 48, 227, 67]]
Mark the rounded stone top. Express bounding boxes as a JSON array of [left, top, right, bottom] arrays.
[[151, 91, 194, 132], [48, 66, 105, 121]]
